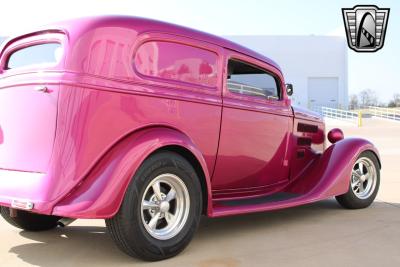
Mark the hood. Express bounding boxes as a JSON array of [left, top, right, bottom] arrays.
[[292, 105, 323, 123]]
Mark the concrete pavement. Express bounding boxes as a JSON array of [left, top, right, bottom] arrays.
[[0, 118, 399, 267]]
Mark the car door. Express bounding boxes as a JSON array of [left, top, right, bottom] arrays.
[[212, 51, 293, 197]]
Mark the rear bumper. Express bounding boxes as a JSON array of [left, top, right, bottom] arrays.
[[0, 169, 54, 214]]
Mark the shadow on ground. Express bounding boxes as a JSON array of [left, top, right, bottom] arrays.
[[8, 199, 346, 267]]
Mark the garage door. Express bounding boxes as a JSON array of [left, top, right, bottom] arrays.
[[308, 77, 339, 109]]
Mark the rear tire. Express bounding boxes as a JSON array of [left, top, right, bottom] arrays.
[[106, 151, 202, 261], [336, 151, 380, 209], [0, 207, 60, 231]]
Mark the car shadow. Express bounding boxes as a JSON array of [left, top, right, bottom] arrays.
[[8, 199, 365, 267]]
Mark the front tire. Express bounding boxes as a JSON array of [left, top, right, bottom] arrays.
[[0, 207, 60, 231], [106, 151, 202, 261], [336, 151, 380, 209]]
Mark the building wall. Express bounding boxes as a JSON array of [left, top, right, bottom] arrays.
[[225, 35, 348, 109]]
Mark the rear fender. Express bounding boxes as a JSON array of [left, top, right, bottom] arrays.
[[287, 137, 380, 198], [52, 127, 211, 218]]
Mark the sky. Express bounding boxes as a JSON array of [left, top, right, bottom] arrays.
[[0, 0, 399, 103]]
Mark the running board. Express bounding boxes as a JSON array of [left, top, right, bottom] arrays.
[[219, 192, 300, 206], [211, 192, 320, 217]]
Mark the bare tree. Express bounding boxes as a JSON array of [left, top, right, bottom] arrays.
[[349, 94, 359, 110], [388, 93, 400, 107], [358, 89, 378, 108]]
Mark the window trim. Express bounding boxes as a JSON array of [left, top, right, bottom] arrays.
[[226, 57, 282, 101]]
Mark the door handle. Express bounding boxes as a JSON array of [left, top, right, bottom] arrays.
[[34, 86, 49, 93]]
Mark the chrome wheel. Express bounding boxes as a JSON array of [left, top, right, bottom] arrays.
[[351, 157, 377, 199], [141, 173, 190, 240]]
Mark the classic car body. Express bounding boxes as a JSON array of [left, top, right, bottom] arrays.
[[0, 16, 381, 260]]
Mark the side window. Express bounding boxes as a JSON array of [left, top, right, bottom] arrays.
[[6, 43, 63, 70], [227, 59, 280, 100], [134, 41, 218, 88]]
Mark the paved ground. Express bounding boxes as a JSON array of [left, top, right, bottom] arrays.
[[1, 118, 399, 267]]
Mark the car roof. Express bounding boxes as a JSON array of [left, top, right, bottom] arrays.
[[47, 16, 281, 72]]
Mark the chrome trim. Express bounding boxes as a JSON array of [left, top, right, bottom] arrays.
[[11, 199, 34, 210]]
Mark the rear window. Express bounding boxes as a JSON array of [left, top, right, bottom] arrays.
[[134, 41, 218, 87], [6, 43, 62, 70]]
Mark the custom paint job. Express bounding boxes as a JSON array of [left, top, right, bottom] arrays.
[[0, 16, 380, 219]]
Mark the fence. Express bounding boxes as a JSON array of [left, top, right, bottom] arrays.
[[313, 106, 361, 126], [367, 106, 400, 121], [311, 105, 400, 126]]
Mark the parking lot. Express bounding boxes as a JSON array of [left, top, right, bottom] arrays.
[[0, 118, 399, 267]]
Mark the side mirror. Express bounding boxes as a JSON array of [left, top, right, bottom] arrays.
[[286, 83, 293, 96]]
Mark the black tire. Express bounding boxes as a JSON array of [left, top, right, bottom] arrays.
[[0, 206, 61, 231], [336, 151, 380, 209], [106, 151, 202, 261]]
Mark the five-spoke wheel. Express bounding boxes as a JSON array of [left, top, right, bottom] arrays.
[[141, 174, 190, 240], [350, 157, 378, 200]]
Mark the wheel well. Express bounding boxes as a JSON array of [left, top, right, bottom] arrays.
[[157, 145, 208, 215]]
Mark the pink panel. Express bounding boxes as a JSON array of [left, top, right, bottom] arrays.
[[0, 85, 58, 172], [212, 105, 292, 192]]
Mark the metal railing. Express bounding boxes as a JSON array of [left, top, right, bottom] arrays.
[[227, 81, 279, 100], [309, 103, 340, 111], [367, 106, 400, 121], [313, 106, 361, 126]]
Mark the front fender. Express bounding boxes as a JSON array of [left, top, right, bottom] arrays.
[[288, 137, 380, 199], [52, 127, 212, 218]]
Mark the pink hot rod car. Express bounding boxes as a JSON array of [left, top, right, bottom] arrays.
[[0, 16, 380, 261]]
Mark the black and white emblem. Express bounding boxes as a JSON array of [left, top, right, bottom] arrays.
[[342, 5, 390, 52]]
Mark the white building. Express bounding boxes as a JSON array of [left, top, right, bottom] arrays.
[[225, 35, 348, 109]]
